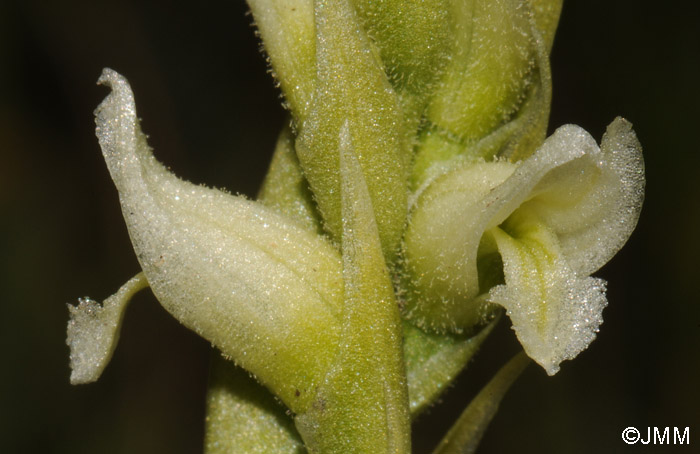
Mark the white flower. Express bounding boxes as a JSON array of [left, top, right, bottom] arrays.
[[67, 69, 345, 410], [402, 120, 644, 374]]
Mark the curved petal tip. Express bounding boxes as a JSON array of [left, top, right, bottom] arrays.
[[67, 273, 148, 384]]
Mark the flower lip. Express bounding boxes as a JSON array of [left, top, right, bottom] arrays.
[[66, 273, 148, 384]]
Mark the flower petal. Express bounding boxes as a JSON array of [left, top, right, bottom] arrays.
[[523, 118, 645, 275], [66, 273, 148, 384], [529, 0, 564, 52], [402, 160, 516, 331], [95, 68, 343, 410], [488, 210, 607, 375]]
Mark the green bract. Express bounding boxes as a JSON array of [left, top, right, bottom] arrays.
[[295, 0, 410, 261], [67, 1, 645, 453]]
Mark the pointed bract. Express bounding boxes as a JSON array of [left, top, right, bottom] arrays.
[[295, 0, 409, 262], [295, 123, 410, 453]]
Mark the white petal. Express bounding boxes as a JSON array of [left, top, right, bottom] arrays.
[[94, 69, 343, 408], [477, 124, 597, 228], [524, 118, 644, 274], [67, 273, 148, 384], [488, 211, 607, 375], [402, 161, 516, 331]]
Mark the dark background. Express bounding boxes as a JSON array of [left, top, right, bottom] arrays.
[[1, 1, 698, 453]]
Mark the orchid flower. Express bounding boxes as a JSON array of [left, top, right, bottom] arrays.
[[67, 69, 347, 411], [402, 120, 644, 374]]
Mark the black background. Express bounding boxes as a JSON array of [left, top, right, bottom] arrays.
[[1, 1, 698, 453]]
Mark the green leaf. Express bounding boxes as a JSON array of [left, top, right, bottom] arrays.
[[295, 0, 409, 261], [432, 352, 530, 454], [295, 124, 410, 454]]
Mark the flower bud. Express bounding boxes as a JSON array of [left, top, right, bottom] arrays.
[[427, 0, 539, 141], [351, 0, 454, 132], [412, 0, 555, 188]]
